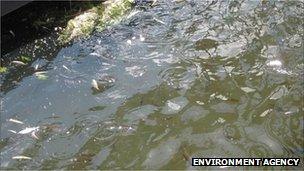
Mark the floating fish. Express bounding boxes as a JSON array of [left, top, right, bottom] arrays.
[[31, 131, 39, 140], [11, 61, 26, 66], [34, 71, 48, 75], [241, 87, 256, 93], [9, 30, 15, 37], [34, 64, 39, 70], [8, 130, 17, 134], [153, 17, 166, 24], [260, 109, 272, 117], [139, 34, 145, 41], [8, 118, 24, 124], [35, 71, 48, 80], [152, 0, 158, 6], [62, 65, 71, 72], [91, 79, 100, 90], [196, 101, 205, 105], [18, 127, 39, 135], [266, 60, 282, 67], [12, 156, 32, 160]]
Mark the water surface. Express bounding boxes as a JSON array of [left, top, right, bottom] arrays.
[[1, 0, 303, 170]]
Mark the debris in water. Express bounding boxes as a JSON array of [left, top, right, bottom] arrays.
[[11, 61, 26, 66], [127, 39, 132, 45], [12, 156, 32, 160], [8, 118, 24, 124]]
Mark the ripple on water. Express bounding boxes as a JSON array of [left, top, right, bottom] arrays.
[[123, 105, 158, 125], [1, 0, 303, 169], [142, 138, 181, 169], [211, 102, 237, 114], [181, 105, 209, 124]]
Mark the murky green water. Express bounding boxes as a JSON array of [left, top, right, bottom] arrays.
[[1, 0, 303, 170]]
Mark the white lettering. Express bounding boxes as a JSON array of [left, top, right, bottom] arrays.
[[292, 159, 300, 166], [263, 159, 270, 165]]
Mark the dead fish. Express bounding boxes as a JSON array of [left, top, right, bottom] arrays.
[[11, 61, 26, 66], [8, 118, 24, 124], [31, 131, 39, 140], [91, 76, 115, 92], [12, 155, 32, 160], [9, 30, 15, 37], [152, 0, 158, 6], [153, 17, 166, 24], [91, 79, 100, 91], [34, 71, 48, 75], [62, 65, 71, 72], [8, 130, 17, 134], [139, 34, 145, 41], [34, 64, 39, 70], [18, 127, 39, 135]]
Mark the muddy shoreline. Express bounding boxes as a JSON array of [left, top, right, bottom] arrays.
[[1, 1, 100, 56]]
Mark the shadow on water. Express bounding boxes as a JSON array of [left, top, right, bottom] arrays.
[[0, 0, 303, 170]]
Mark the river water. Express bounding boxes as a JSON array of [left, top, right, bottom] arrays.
[[1, 0, 303, 169]]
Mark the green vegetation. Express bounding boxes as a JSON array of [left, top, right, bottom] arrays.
[[58, 7, 100, 44], [58, 0, 134, 44], [0, 67, 7, 73], [19, 55, 32, 63]]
